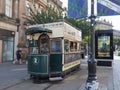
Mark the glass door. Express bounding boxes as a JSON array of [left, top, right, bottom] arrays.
[[2, 36, 14, 62]]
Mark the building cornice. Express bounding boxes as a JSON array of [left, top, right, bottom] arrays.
[[0, 14, 19, 26]]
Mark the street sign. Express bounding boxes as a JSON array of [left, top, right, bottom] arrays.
[[68, 0, 120, 18], [68, 0, 88, 18], [97, 0, 120, 16]]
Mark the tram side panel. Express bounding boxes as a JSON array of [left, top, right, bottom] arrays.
[[50, 53, 81, 77], [62, 53, 81, 73], [49, 54, 62, 77], [28, 54, 49, 77]]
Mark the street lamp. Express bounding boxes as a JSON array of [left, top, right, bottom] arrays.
[[85, 0, 99, 89]]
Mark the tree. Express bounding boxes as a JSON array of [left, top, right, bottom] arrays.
[[25, 5, 90, 43], [26, 6, 63, 24]]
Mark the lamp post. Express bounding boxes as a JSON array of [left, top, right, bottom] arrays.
[[85, 0, 99, 89]]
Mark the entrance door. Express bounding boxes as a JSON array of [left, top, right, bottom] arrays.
[[2, 36, 14, 62]]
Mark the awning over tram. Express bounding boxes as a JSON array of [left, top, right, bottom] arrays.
[[25, 26, 52, 35]]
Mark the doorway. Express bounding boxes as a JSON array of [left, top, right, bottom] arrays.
[[2, 36, 14, 62]]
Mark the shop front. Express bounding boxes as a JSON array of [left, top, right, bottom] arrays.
[[0, 18, 18, 63], [0, 29, 15, 62]]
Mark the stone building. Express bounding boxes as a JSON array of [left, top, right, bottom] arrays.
[[18, 0, 63, 47], [18, 0, 48, 47], [95, 19, 113, 30], [0, 0, 19, 62]]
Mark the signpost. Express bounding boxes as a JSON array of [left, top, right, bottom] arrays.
[[98, 0, 120, 13], [97, 0, 120, 16]]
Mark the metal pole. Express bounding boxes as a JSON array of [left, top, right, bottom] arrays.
[[85, 0, 99, 89]]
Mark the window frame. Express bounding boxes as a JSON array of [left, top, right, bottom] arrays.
[[5, 0, 12, 17], [50, 38, 62, 54]]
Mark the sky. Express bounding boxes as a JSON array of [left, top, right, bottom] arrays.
[[60, 0, 120, 30]]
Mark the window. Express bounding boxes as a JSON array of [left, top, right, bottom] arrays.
[[64, 40, 69, 53], [77, 42, 81, 51], [51, 39, 62, 53], [44, 0, 47, 3], [25, 1, 30, 16], [5, 0, 12, 17], [70, 41, 77, 52], [29, 47, 38, 54]]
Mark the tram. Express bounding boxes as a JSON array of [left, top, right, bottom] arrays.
[[26, 21, 82, 82]]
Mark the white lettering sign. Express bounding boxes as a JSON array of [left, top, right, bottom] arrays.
[[98, 0, 120, 13]]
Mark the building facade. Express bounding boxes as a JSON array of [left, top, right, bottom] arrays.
[[0, 0, 19, 62], [18, 0, 48, 47], [18, 0, 63, 47], [95, 20, 113, 30]]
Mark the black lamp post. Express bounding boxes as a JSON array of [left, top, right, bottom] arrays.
[[85, 0, 99, 89]]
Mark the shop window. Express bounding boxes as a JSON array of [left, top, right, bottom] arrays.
[[77, 42, 81, 51], [2, 36, 14, 61]]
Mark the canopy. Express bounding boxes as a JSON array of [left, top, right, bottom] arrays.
[[25, 26, 52, 35]]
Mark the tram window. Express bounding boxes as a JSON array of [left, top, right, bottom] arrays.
[[28, 40, 38, 47], [51, 40, 61, 53], [41, 43, 49, 53], [64, 40, 69, 53], [29, 47, 38, 54], [77, 42, 81, 51], [39, 34, 50, 54], [70, 42, 77, 52]]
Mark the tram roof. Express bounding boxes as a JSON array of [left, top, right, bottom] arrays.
[[25, 26, 52, 35]]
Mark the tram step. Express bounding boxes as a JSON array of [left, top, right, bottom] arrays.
[[49, 77, 63, 81]]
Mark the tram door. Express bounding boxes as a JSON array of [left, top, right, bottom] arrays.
[[95, 33, 113, 59]]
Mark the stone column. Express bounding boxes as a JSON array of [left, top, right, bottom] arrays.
[[0, 0, 5, 14]]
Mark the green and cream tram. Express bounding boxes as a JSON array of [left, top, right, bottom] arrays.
[[26, 21, 82, 82]]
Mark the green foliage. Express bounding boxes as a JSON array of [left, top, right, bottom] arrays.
[[26, 6, 63, 24], [65, 18, 90, 42], [113, 38, 118, 45], [118, 51, 120, 56], [117, 39, 120, 45]]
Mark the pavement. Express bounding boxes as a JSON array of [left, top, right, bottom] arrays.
[[79, 55, 120, 90], [0, 55, 120, 90], [0, 62, 28, 90]]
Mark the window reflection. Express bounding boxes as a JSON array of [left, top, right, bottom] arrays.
[[51, 39, 61, 53], [29, 47, 38, 54], [64, 40, 69, 52]]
